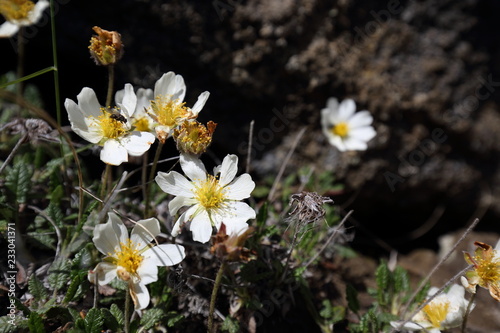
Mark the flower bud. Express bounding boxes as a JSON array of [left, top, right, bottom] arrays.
[[88, 26, 123, 66], [173, 120, 216, 155]]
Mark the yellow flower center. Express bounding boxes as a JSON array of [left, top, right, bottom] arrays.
[[133, 116, 151, 132], [423, 300, 449, 328], [0, 0, 34, 21], [150, 95, 193, 128], [332, 122, 349, 138], [113, 239, 143, 280], [475, 256, 500, 286], [193, 175, 227, 211], [95, 108, 127, 139]]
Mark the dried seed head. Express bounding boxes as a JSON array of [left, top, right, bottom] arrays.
[[287, 191, 333, 226]]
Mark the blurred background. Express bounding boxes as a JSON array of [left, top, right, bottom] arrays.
[[2, 0, 500, 256]]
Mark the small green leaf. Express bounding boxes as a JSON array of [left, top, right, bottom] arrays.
[[84, 308, 104, 333], [393, 266, 410, 293], [100, 308, 120, 332], [140, 308, 165, 330], [346, 284, 360, 314], [220, 316, 240, 333], [48, 258, 71, 291], [110, 303, 124, 326], [5, 158, 33, 204], [28, 312, 45, 333], [63, 273, 81, 304], [166, 311, 184, 327], [28, 275, 48, 301]]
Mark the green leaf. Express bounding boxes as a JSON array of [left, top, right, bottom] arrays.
[[0, 66, 56, 89], [220, 316, 240, 333], [140, 308, 165, 330], [346, 284, 360, 314], [375, 261, 390, 290], [110, 303, 124, 326], [5, 158, 33, 204], [83, 308, 104, 333], [28, 275, 48, 301], [28, 312, 45, 333], [46, 202, 64, 228], [48, 258, 71, 291], [100, 308, 120, 332], [63, 273, 82, 304], [393, 266, 410, 293], [166, 311, 184, 327]]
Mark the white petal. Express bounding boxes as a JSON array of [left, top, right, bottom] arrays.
[[168, 195, 196, 216], [218, 154, 238, 186], [129, 282, 150, 310], [136, 88, 154, 111], [130, 218, 160, 248], [326, 97, 339, 110], [180, 153, 207, 181], [122, 131, 155, 156], [154, 72, 176, 97], [349, 126, 376, 141], [156, 171, 194, 197], [190, 212, 214, 243], [171, 205, 198, 236], [191, 91, 210, 116], [92, 213, 126, 255], [100, 139, 128, 165], [225, 174, 255, 200], [77, 87, 102, 117], [136, 258, 159, 285], [28, 0, 49, 24], [224, 201, 256, 224], [324, 133, 347, 151], [342, 137, 368, 151], [321, 108, 334, 128], [143, 244, 186, 266], [65, 98, 88, 132], [223, 220, 249, 236], [347, 111, 373, 128], [118, 84, 137, 118], [91, 262, 118, 286], [0, 21, 19, 38], [338, 99, 356, 120], [173, 75, 186, 101]]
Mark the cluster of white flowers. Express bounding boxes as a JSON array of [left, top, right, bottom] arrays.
[[81, 72, 256, 310]]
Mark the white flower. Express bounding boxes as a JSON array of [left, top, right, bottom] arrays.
[[391, 284, 474, 333], [148, 71, 210, 142], [0, 0, 49, 38], [64, 84, 155, 165], [321, 98, 376, 151], [88, 213, 185, 310], [155, 153, 256, 243], [116, 87, 155, 133]]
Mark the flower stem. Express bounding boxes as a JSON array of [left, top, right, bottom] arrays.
[[16, 27, 25, 102], [144, 142, 163, 217], [100, 164, 112, 212], [106, 64, 115, 107], [124, 287, 131, 333], [208, 261, 226, 333], [461, 292, 476, 333]]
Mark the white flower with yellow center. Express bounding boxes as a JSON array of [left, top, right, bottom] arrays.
[[155, 153, 256, 243], [0, 0, 48, 37], [64, 84, 155, 165], [321, 98, 376, 151], [148, 71, 210, 143], [391, 284, 474, 332], [116, 87, 155, 133], [88, 213, 185, 310]]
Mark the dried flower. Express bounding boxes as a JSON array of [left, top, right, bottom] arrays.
[[210, 223, 255, 262], [88, 26, 123, 66], [0, 0, 48, 38], [287, 191, 333, 225], [173, 120, 217, 155], [462, 240, 500, 301]]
